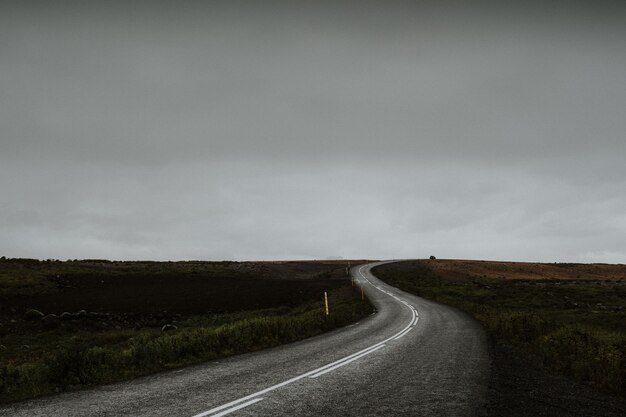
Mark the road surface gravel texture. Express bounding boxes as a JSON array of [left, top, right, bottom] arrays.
[[0, 261, 490, 416]]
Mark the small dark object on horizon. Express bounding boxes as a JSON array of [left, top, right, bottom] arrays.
[[430, 256, 436, 260]]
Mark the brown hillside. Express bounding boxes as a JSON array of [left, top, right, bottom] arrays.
[[424, 259, 626, 281]]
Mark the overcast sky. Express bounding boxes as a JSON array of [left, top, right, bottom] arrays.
[[1, 1, 625, 262]]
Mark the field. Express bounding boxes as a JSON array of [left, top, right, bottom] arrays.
[[374, 259, 626, 399], [0, 259, 372, 403]]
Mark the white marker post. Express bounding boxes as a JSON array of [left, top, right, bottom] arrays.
[[324, 291, 329, 316], [348, 261, 353, 285]]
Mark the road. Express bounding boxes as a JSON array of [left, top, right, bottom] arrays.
[[0, 261, 490, 417]]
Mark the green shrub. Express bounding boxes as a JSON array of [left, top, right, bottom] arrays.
[[0, 363, 49, 402], [487, 312, 552, 344], [539, 327, 624, 391]]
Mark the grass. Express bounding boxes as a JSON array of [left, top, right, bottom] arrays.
[[0, 288, 372, 403], [0, 258, 371, 403], [373, 260, 626, 398]]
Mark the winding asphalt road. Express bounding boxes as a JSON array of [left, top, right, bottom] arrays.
[[1, 261, 490, 416]]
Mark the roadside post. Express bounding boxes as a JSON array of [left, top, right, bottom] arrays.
[[324, 291, 329, 316], [346, 260, 351, 277]]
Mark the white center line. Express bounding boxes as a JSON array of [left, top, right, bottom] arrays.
[[308, 345, 386, 378], [393, 328, 413, 340], [209, 398, 265, 417]]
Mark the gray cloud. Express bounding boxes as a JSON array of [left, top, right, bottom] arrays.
[[1, 1, 625, 262]]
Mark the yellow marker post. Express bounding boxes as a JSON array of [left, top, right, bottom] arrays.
[[324, 291, 329, 316]]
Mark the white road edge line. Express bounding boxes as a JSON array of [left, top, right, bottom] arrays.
[[308, 345, 386, 378], [191, 263, 417, 417]]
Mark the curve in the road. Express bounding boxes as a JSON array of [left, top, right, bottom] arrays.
[[0, 261, 490, 417], [191, 264, 419, 417]]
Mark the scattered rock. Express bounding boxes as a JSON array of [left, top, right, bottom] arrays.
[[59, 310, 88, 320], [0, 344, 6, 350], [41, 314, 61, 329], [88, 311, 110, 319], [24, 309, 44, 320], [60, 312, 74, 320], [161, 324, 178, 332]]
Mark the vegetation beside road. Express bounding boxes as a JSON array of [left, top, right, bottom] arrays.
[[0, 258, 372, 403], [374, 260, 626, 398]]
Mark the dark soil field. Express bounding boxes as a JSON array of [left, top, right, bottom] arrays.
[[0, 258, 371, 403], [5, 273, 343, 315], [0, 259, 362, 333]]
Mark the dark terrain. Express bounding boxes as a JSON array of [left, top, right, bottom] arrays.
[[0, 259, 360, 333], [374, 259, 626, 416], [484, 340, 626, 417], [0, 258, 370, 403], [4, 271, 344, 315]]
